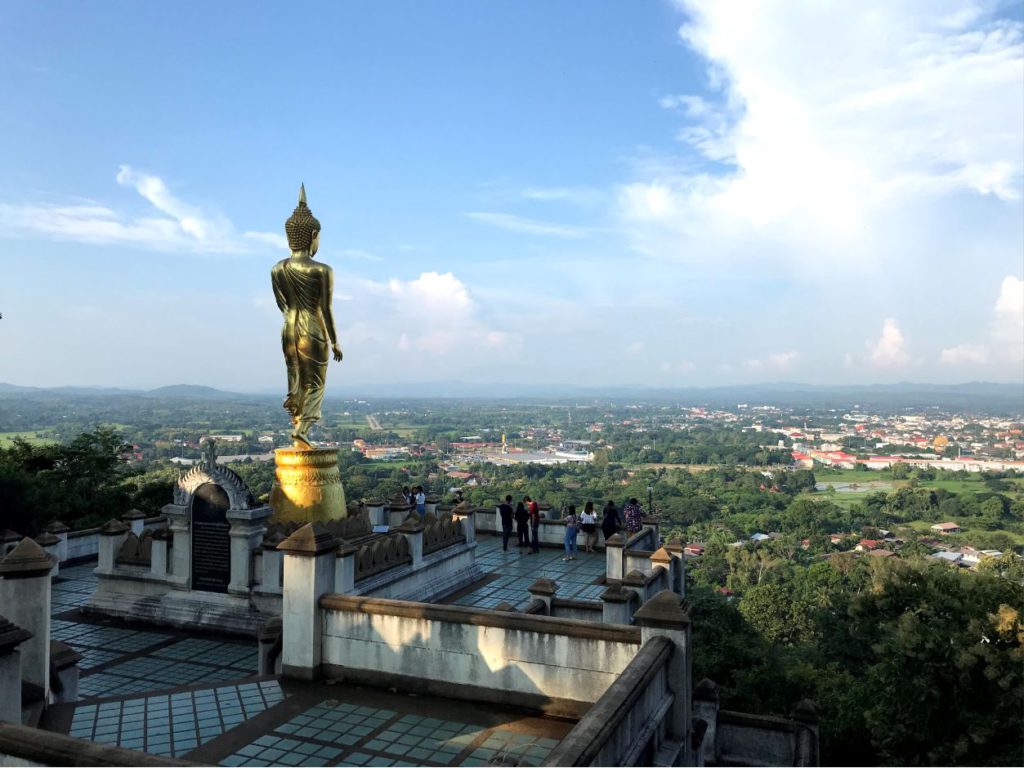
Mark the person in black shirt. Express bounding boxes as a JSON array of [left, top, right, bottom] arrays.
[[498, 495, 515, 552], [514, 501, 529, 548]]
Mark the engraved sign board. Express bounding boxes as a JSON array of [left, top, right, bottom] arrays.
[[191, 482, 231, 593]]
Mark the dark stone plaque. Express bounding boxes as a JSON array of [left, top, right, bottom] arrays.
[[191, 482, 231, 593]]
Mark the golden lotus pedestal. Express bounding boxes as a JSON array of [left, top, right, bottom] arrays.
[[269, 448, 347, 524]]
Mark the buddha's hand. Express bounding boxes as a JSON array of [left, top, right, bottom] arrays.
[[332, 345, 344, 362]]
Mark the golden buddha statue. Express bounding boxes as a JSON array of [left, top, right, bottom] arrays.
[[271, 184, 343, 448]]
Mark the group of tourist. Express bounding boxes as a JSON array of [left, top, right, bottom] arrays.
[[400, 485, 427, 516], [496, 495, 646, 561]]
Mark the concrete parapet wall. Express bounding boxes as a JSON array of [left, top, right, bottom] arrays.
[[714, 710, 815, 767], [544, 636, 674, 767], [0, 722, 193, 766], [319, 594, 640, 711]]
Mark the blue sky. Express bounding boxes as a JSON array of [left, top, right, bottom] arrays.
[[1, 0, 1022, 391]]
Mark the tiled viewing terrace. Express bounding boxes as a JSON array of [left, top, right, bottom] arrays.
[[447, 533, 607, 609], [43, 538, 600, 765]]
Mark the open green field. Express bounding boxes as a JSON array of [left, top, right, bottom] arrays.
[[0, 430, 58, 447]]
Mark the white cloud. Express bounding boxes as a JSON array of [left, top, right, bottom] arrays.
[[937, 276, 1022, 369], [619, 2, 1023, 271], [939, 343, 989, 365], [746, 350, 800, 371], [869, 318, 910, 368], [464, 211, 591, 239], [344, 271, 519, 362], [0, 166, 282, 253]]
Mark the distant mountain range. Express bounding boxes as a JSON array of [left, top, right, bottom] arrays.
[[0, 380, 1020, 410]]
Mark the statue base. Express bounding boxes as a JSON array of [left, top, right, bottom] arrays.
[[269, 448, 347, 524]]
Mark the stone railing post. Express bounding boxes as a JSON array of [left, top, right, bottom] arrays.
[[527, 578, 557, 614], [150, 529, 171, 578], [49, 641, 81, 704], [162, 503, 190, 586], [388, 503, 414, 527], [0, 616, 32, 723], [642, 517, 660, 548], [600, 584, 634, 625], [257, 617, 283, 676], [122, 509, 147, 537], [665, 538, 686, 596], [335, 544, 357, 593], [278, 523, 338, 681], [44, 521, 70, 563], [692, 678, 721, 766], [452, 509, 476, 545], [226, 505, 272, 597], [623, 570, 647, 606], [1, 530, 21, 558], [397, 517, 424, 567], [425, 495, 441, 517], [34, 533, 61, 577], [650, 546, 674, 595], [792, 699, 820, 766], [633, 591, 692, 748], [260, 532, 285, 593], [97, 520, 129, 575], [364, 499, 386, 528], [605, 533, 625, 582], [0, 538, 55, 695]]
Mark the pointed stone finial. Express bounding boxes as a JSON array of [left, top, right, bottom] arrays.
[[277, 522, 337, 555], [299, 182, 307, 205], [0, 537, 56, 578]]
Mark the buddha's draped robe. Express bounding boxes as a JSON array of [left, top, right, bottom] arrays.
[[271, 258, 331, 427]]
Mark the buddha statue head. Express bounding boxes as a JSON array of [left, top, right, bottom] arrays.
[[285, 183, 321, 254]]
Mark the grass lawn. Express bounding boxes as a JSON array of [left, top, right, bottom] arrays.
[[0, 430, 57, 447]]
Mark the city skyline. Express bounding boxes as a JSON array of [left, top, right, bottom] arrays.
[[1, 0, 1022, 391]]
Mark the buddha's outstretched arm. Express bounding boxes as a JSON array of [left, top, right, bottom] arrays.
[[322, 266, 343, 362]]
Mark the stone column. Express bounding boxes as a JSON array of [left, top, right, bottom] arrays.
[[664, 538, 686, 596], [452, 509, 476, 545], [397, 517, 424, 567], [97, 520, 129, 575], [49, 641, 81, 704], [388, 503, 413, 527], [527, 578, 557, 614], [260, 532, 285, 594], [600, 584, 634, 625], [0, 538, 55, 694], [792, 700, 820, 767], [642, 517, 661, 549], [605, 533, 625, 582], [34, 533, 61, 577], [425, 495, 441, 517], [692, 678, 720, 766], [279, 523, 338, 681], [623, 570, 647, 606], [44, 521, 70, 563], [122, 509, 147, 537], [226, 505, 272, 597], [151, 528, 172, 578], [650, 547, 674, 594], [334, 544, 357, 593], [633, 591, 692, 749], [364, 499, 386, 528], [162, 503, 190, 587], [0, 616, 32, 724], [1, 529, 21, 557], [257, 617, 283, 676]]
